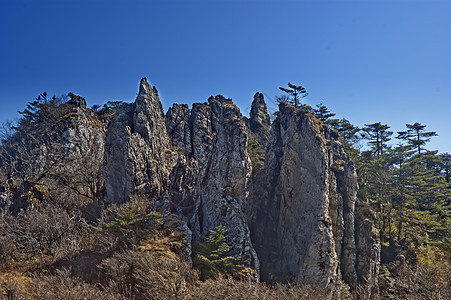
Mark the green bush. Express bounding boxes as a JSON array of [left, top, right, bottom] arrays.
[[193, 225, 245, 280], [247, 134, 265, 171], [101, 209, 163, 249]]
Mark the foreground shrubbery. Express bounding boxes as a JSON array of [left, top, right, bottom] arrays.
[[0, 193, 337, 300], [1, 193, 449, 299]]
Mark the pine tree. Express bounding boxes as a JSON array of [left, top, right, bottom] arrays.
[[360, 152, 395, 243], [400, 152, 451, 248], [328, 118, 360, 144], [397, 122, 437, 155], [277, 82, 308, 108], [362, 122, 393, 157], [193, 225, 246, 280], [314, 103, 336, 123], [438, 153, 451, 183]]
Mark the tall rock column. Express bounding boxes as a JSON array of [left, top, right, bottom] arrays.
[[250, 103, 359, 290], [104, 78, 172, 204], [166, 96, 260, 277], [247, 92, 271, 145]]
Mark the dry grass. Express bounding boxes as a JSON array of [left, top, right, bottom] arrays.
[[188, 277, 334, 300]]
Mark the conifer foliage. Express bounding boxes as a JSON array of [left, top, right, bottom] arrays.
[[193, 225, 246, 280], [301, 100, 450, 267], [313, 102, 336, 122], [277, 82, 308, 108], [357, 121, 451, 256], [362, 122, 393, 157], [397, 122, 438, 155]]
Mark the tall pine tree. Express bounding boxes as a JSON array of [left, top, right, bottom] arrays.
[[313, 103, 336, 123], [277, 82, 308, 108], [397, 122, 437, 155], [362, 122, 393, 157]]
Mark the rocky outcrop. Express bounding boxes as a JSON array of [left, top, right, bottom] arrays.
[[166, 96, 259, 275], [355, 201, 380, 297], [103, 82, 378, 291], [2, 98, 106, 213], [103, 78, 174, 204], [59, 106, 106, 203], [15, 77, 377, 294], [67, 93, 87, 108], [245, 92, 271, 145], [249, 103, 378, 295]]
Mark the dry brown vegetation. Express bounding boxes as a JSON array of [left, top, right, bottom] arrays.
[[0, 193, 449, 300], [0, 193, 339, 300]]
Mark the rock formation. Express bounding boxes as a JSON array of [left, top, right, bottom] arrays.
[[245, 92, 271, 146], [2, 77, 379, 296], [3, 97, 106, 213], [248, 101, 379, 295], [104, 78, 174, 204], [355, 200, 381, 296], [166, 96, 259, 275], [102, 79, 379, 294]]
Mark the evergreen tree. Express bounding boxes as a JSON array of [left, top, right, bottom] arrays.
[[14, 92, 70, 143], [193, 225, 246, 280], [397, 122, 437, 155], [438, 153, 451, 183], [400, 152, 451, 248], [277, 82, 308, 108], [360, 152, 395, 243], [362, 122, 393, 157], [313, 103, 336, 123], [328, 118, 360, 145]]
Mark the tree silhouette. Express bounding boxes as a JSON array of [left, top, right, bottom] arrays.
[[277, 82, 308, 108], [313, 102, 336, 122], [362, 122, 393, 157], [397, 122, 437, 155]]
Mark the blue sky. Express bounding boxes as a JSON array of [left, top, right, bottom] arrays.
[[1, 0, 450, 153]]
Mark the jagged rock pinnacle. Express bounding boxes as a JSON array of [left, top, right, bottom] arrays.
[[249, 92, 270, 145]]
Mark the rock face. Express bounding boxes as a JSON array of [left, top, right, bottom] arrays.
[[1, 77, 380, 296], [104, 78, 173, 204], [166, 96, 259, 275], [67, 94, 87, 108], [249, 102, 378, 294], [246, 92, 271, 145], [3, 100, 106, 213], [59, 106, 106, 203], [355, 201, 381, 297], [23, 78, 376, 294]]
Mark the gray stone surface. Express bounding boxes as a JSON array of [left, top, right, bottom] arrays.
[[104, 78, 172, 204], [166, 96, 260, 276], [246, 92, 271, 145], [249, 102, 378, 295], [44, 78, 379, 294]]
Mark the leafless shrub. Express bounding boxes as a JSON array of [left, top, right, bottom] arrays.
[[0, 204, 89, 259], [351, 284, 374, 300], [99, 249, 198, 299], [189, 278, 333, 300], [0, 119, 16, 143], [378, 262, 451, 299], [0, 212, 16, 263], [19, 268, 121, 300]]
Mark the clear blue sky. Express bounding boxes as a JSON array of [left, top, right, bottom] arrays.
[[1, 0, 450, 153]]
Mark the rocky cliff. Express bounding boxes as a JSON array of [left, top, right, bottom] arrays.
[[166, 96, 259, 275], [101, 79, 379, 294], [2, 77, 379, 296], [248, 102, 379, 294], [103, 78, 174, 204]]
